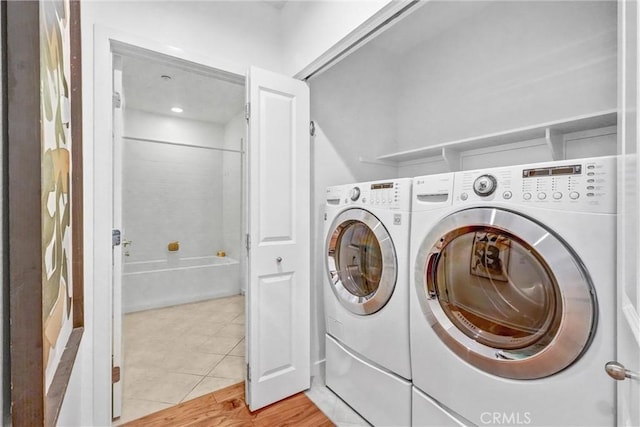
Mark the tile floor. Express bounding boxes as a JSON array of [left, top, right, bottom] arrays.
[[115, 294, 369, 426], [116, 295, 246, 425]]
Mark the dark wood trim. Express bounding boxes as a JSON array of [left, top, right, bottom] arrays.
[[7, 1, 85, 425], [7, 1, 45, 425], [69, 0, 84, 329], [44, 327, 83, 426], [1, 0, 12, 424]]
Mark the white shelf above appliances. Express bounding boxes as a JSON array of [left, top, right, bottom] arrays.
[[372, 109, 617, 171]]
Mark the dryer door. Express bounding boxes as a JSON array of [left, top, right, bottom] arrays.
[[415, 207, 596, 379], [326, 208, 397, 315]]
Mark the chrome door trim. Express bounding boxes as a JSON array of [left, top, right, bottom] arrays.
[[415, 207, 597, 379], [326, 208, 397, 315]]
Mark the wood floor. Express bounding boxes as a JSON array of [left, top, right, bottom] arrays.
[[122, 382, 335, 427]]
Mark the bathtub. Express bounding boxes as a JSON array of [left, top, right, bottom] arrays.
[[123, 256, 241, 313]]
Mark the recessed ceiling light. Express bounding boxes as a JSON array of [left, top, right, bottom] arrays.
[[171, 107, 183, 113]]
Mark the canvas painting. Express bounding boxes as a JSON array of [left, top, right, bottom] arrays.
[[41, 0, 74, 392]]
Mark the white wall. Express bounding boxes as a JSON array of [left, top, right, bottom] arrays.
[[396, 1, 617, 153], [308, 42, 399, 375], [122, 109, 226, 264], [222, 113, 245, 262], [121, 109, 243, 313], [281, 0, 392, 76], [84, 1, 284, 75], [124, 108, 227, 150], [222, 113, 246, 293], [74, 2, 285, 423]]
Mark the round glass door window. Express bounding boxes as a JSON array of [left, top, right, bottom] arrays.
[[415, 207, 596, 379], [326, 209, 397, 315]]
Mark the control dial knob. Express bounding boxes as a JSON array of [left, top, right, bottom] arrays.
[[473, 174, 498, 197], [350, 187, 361, 201]]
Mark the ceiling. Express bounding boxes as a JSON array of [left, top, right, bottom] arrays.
[[122, 54, 245, 125]]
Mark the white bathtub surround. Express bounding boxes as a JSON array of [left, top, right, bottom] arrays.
[[115, 295, 245, 425], [122, 112, 227, 263], [123, 256, 240, 313], [121, 109, 244, 313]]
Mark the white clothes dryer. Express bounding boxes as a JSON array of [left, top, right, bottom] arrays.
[[410, 157, 616, 427], [324, 178, 412, 427]]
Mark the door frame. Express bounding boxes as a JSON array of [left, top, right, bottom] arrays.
[[92, 26, 247, 424]]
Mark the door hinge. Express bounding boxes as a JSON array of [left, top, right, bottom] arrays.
[[113, 92, 122, 109], [246, 363, 251, 382], [246, 233, 251, 252], [245, 102, 251, 121], [112, 366, 121, 384], [112, 229, 121, 247], [310, 120, 316, 136]]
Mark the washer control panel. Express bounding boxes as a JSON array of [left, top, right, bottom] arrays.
[[454, 156, 616, 213], [326, 178, 412, 210]]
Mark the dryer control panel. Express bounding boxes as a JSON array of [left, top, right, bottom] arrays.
[[325, 178, 412, 211], [453, 156, 616, 214]]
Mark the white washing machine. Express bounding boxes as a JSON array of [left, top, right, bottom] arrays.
[[410, 157, 616, 427], [324, 178, 412, 426]]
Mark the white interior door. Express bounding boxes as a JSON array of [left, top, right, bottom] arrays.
[[246, 66, 310, 411], [615, 0, 640, 425], [111, 54, 124, 420]]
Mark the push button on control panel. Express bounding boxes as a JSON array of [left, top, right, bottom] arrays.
[[537, 192, 547, 200], [553, 192, 562, 200], [523, 192, 532, 200], [569, 191, 580, 200], [502, 191, 512, 200]]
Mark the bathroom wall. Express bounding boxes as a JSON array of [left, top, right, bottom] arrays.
[[222, 113, 246, 292], [222, 113, 245, 261], [121, 108, 243, 312], [122, 109, 226, 263]]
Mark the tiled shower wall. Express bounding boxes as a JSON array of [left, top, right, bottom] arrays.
[[122, 109, 243, 310]]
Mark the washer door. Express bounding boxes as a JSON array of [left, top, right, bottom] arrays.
[[326, 209, 397, 315], [415, 207, 596, 379]]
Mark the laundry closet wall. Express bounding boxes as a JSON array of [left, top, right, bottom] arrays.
[[395, 0, 617, 176], [308, 0, 618, 377]]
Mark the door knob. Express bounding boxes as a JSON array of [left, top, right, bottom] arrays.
[[276, 257, 283, 263], [605, 361, 640, 381]]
